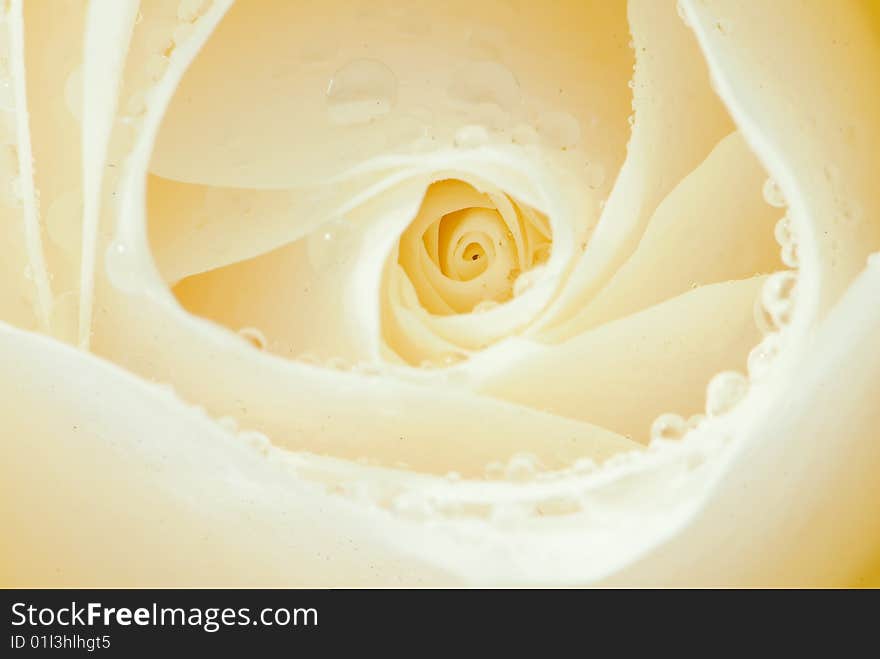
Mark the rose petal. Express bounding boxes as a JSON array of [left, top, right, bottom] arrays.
[[538, 0, 734, 336], [476, 276, 764, 440], [546, 131, 782, 338]]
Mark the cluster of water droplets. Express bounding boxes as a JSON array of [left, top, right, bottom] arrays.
[[648, 175, 801, 445], [290, 351, 384, 377], [318, 18, 604, 191]]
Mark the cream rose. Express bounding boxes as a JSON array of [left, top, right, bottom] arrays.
[[1, 0, 878, 586]]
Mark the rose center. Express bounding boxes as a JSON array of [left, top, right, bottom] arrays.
[[396, 179, 552, 315]]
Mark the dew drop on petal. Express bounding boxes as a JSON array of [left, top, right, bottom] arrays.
[[706, 371, 749, 416], [650, 413, 687, 442], [105, 241, 142, 292], [774, 214, 793, 248], [504, 452, 540, 481], [762, 177, 786, 208], [177, 0, 209, 22], [781, 241, 800, 268], [761, 270, 798, 327], [326, 59, 398, 126], [747, 332, 783, 381], [306, 219, 349, 269]]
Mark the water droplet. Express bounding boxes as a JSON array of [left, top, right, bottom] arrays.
[[781, 242, 799, 268], [536, 111, 581, 149], [238, 327, 267, 350], [326, 59, 398, 126], [705, 371, 749, 416], [505, 452, 540, 481], [762, 177, 786, 208], [761, 270, 797, 327], [454, 124, 489, 148], [448, 61, 521, 113], [774, 215, 793, 248], [747, 332, 783, 381], [306, 218, 350, 269], [650, 413, 687, 442], [105, 241, 142, 292]]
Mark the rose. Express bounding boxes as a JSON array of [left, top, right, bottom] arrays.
[[1, 0, 878, 586]]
